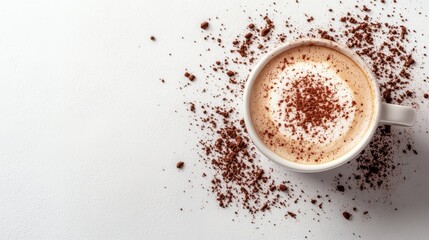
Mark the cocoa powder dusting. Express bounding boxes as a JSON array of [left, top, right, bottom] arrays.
[[283, 75, 346, 134]]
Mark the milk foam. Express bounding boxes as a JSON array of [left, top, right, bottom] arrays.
[[268, 61, 355, 145]]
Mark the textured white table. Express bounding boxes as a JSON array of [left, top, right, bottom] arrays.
[[1, 0, 428, 239]]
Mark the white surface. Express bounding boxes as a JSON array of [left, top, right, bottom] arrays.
[[0, 0, 428, 239]]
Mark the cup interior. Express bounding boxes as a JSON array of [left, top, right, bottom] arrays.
[[243, 38, 381, 173]]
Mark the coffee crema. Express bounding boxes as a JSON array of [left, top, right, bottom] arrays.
[[250, 45, 376, 164]]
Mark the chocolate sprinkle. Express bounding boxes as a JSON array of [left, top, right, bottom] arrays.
[[176, 161, 184, 169], [343, 211, 352, 220], [200, 21, 209, 30]]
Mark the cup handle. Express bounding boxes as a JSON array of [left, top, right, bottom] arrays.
[[379, 103, 416, 127]]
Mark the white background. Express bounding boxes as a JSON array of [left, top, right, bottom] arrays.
[[0, 0, 428, 239]]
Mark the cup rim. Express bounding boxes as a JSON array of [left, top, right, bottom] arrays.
[[243, 38, 381, 173]]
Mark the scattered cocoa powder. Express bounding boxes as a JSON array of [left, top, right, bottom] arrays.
[[404, 56, 415, 67], [198, 119, 299, 214], [343, 211, 352, 220], [261, 27, 271, 37], [287, 211, 297, 219], [279, 184, 288, 191], [189, 103, 195, 113], [200, 21, 209, 30], [176, 161, 184, 169], [362, 5, 371, 12], [184, 72, 196, 81], [226, 70, 235, 77]]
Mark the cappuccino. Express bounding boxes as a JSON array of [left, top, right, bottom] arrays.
[[249, 45, 376, 164]]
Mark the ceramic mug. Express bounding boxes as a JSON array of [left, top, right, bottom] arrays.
[[243, 38, 416, 173]]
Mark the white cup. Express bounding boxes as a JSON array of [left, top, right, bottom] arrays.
[[243, 38, 416, 173]]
